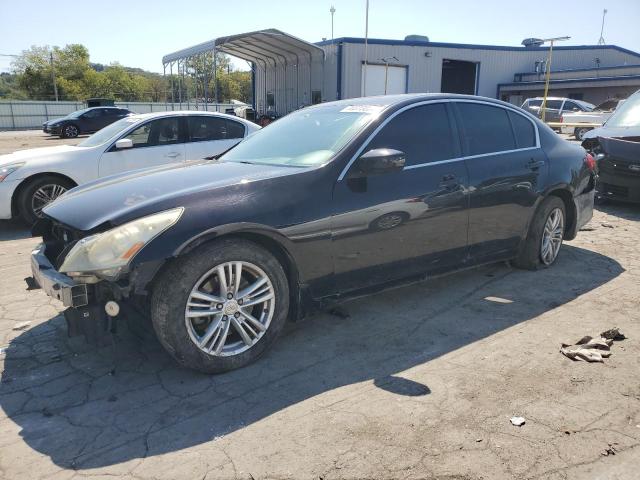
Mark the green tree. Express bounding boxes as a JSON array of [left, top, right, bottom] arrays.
[[12, 44, 91, 100]]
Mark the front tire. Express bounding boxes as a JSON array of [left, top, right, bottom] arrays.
[[150, 238, 289, 374], [17, 176, 74, 225], [514, 196, 566, 270], [60, 123, 79, 138]]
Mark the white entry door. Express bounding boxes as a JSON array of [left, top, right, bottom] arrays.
[[361, 64, 408, 96], [98, 117, 185, 177]]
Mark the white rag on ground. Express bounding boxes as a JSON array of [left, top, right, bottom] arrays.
[[560, 328, 625, 363]]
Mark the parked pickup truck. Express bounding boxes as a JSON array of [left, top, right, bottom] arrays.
[[560, 98, 626, 140]]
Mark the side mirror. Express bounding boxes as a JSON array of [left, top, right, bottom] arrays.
[[115, 138, 133, 150], [350, 148, 406, 177]]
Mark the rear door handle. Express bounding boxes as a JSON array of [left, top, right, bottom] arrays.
[[165, 152, 181, 158], [527, 159, 545, 170]]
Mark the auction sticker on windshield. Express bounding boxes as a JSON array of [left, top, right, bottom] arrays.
[[340, 105, 385, 114]]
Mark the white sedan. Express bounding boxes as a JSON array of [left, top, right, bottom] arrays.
[[0, 111, 260, 224]]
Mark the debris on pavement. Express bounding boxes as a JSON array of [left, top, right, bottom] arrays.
[[510, 416, 526, 427], [12, 321, 30, 331], [601, 442, 619, 456], [600, 327, 626, 341], [560, 328, 625, 363]]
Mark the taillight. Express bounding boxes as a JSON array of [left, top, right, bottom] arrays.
[[560, 115, 564, 123], [584, 153, 596, 171]]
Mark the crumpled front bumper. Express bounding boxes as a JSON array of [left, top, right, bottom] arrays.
[[30, 243, 88, 307]]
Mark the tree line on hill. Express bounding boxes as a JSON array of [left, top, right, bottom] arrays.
[[0, 44, 252, 104]]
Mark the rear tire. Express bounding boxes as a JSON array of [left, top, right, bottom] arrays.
[[574, 127, 591, 141], [514, 196, 566, 270], [17, 175, 75, 225], [150, 238, 289, 374]]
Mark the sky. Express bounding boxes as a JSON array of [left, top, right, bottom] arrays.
[[1, 0, 639, 74]]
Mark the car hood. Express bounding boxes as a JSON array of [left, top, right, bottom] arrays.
[[43, 160, 298, 231], [583, 125, 640, 140], [45, 117, 68, 126], [0, 145, 83, 167]]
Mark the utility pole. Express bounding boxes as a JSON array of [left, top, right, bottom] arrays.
[[598, 9, 607, 45], [330, 5, 336, 41], [363, 0, 369, 96], [380, 56, 399, 95], [49, 52, 59, 102], [540, 36, 570, 122]]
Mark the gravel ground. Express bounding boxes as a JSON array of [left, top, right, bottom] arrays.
[[0, 130, 638, 480], [0, 130, 85, 155]]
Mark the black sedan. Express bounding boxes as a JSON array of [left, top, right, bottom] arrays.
[[30, 94, 596, 373], [43, 106, 133, 138]]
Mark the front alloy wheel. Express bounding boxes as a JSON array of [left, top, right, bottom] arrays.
[[62, 124, 79, 138], [31, 183, 68, 218], [185, 261, 275, 356], [540, 208, 564, 265], [151, 238, 289, 373]]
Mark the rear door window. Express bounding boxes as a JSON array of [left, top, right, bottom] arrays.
[[508, 111, 536, 148], [188, 116, 228, 142], [225, 119, 245, 139], [455, 103, 516, 155]]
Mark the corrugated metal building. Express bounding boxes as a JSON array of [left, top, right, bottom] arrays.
[[319, 37, 640, 107], [163, 30, 640, 115]]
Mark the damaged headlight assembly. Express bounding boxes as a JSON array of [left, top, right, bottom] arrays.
[[59, 207, 184, 280]]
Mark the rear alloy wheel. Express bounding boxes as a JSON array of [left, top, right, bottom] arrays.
[[540, 207, 564, 265], [61, 124, 79, 138], [151, 239, 289, 373], [18, 176, 74, 225], [514, 196, 566, 270]]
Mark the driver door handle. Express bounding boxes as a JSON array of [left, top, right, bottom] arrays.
[[165, 152, 181, 158], [527, 159, 545, 170]]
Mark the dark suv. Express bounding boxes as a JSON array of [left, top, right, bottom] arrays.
[[43, 107, 133, 138]]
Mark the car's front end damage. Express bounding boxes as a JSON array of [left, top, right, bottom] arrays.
[[593, 136, 640, 203], [29, 208, 183, 344]]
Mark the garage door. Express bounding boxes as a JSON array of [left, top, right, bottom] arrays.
[[361, 64, 407, 96]]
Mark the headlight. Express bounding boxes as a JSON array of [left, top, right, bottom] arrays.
[[59, 207, 184, 278], [0, 163, 25, 182]]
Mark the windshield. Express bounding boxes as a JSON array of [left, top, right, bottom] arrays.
[[77, 117, 140, 147], [605, 91, 640, 128], [578, 101, 596, 111], [67, 108, 92, 119], [221, 106, 378, 167]]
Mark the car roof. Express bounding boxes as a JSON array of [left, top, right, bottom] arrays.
[[306, 93, 516, 111], [128, 110, 255, 125]]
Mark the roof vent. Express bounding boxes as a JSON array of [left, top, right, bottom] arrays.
[[405, 35, 429, 43], [521, 38, 544, 48]]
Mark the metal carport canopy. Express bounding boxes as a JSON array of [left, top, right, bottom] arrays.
[[162, 28, 324, 65]]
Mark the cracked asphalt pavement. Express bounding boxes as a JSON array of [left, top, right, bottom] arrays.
[[0, 132, 639, 479]]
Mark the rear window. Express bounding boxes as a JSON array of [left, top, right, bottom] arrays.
[[508, 111, 536, 148], [456, 103, 516, 155]]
